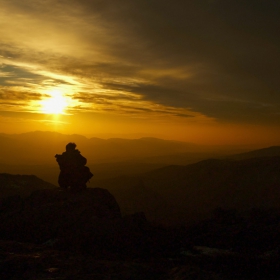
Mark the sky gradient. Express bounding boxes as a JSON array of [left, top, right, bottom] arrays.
[[0, 0, 279, 145]]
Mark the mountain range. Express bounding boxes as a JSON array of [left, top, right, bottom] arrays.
[[0, 131, 255, 186], [0, 131, 251, 165], [0, 131, 197, 165]]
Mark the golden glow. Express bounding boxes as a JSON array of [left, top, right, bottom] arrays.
[[41, 89, 68, 115]]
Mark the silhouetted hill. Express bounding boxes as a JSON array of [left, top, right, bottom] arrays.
[[0, 173, 56, 198], [99, 156, 280, 224], [228, 146, 280, 160]]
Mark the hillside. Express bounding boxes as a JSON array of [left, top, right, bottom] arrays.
[[99, 156, 280, 224], [0, 173, 56, 198], [227, 146, 280, 160]]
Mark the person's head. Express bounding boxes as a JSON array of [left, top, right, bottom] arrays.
[[66, 142, 76, 152]]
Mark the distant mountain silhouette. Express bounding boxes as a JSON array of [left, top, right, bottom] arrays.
[[0, 131, 201, 165], [228, 146, 280, 160], [99, 156, 280, 224], [2, 131, 266, 185], [0, 131, 256, 186], [0, 173, 56, 198]]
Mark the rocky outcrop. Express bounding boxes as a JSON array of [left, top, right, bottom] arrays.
[[0, 188, 125, 253], [0, 187, 193, 258]]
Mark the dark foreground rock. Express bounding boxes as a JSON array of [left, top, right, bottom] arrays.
[[0, 188, 150, 256], [0, 188, 189, 258], [1, 188, 280, 279], [1, 239, 280, 280], [0, 240, 168, 280], [0, 173, 56, 198]]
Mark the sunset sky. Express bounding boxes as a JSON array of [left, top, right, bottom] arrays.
[[0, 0, 279, 145]]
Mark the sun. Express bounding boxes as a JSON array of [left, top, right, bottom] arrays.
[[41, 89, 68, 114]]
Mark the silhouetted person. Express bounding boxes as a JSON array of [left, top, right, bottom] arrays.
[[55, 142, 93, 190]]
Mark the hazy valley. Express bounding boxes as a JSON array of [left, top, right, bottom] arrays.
[[0, 131, 254, 185], [1, 131, 280, 225]]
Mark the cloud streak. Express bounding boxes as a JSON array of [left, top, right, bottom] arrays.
[[0, 0, 279, 126]]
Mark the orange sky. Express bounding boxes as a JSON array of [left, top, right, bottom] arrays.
[[0, 1, 279, 146]]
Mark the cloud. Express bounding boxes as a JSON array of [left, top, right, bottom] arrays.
[[69, 0, 280, 124], [0, 0, 279, 125], [0, 90, 42, 101]]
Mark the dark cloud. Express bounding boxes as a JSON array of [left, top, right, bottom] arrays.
[[69, 0, 280, 123], [72, 92, 134, 103], [58, 62, 141, 80], [0, 101, 27, 106], [0, 90, 42, 101]]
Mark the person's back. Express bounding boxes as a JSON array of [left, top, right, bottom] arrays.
[[61, 147, 86, 169]]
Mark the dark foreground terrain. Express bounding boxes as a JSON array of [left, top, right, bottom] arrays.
[[1, 239, 280, 280], [1, 187, 280, 279]]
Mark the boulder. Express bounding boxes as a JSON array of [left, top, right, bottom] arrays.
[[0, 188, 122, 252]]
